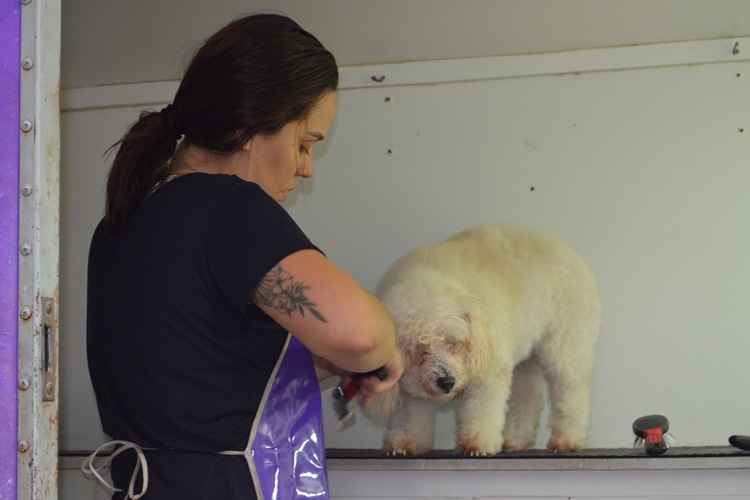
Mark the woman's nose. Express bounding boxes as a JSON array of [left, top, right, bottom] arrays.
[[297, 159, 313, 178]]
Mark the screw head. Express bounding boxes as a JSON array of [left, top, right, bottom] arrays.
[[18, 440, 29, 453], [22, 58, 33, 70], [21, 185, 33, 197], [20, 307, 32, 320], [20, 243, 31, 256], [18, 379, 29, 391], [21, 120, 33, 133]]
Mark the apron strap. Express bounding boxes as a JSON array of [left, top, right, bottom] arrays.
[[81, 440, 152, 499]]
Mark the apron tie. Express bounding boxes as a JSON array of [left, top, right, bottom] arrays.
[[81, 440, 152, 499]]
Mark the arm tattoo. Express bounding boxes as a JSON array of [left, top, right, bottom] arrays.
[[254, 265, 328, 323]]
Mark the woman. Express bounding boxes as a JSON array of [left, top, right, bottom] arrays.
[[84, 14, 403, 500]]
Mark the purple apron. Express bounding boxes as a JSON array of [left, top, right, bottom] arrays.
[[240, 335, 330, 499], [83, 335, 330, 500]]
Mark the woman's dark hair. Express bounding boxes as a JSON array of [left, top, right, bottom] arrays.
[[104, 14, 339, 228]]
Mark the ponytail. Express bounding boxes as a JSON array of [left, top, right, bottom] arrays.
[[104, 105, 181, 229]]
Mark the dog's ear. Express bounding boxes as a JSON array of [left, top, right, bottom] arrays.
[[457, 301, 493, 377]]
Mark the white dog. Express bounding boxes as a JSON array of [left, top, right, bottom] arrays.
[[362, 225, 601, 456]]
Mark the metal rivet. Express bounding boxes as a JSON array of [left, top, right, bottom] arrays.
[[387, 149, 393, 155], [740, 128, 745, 133], [18, 441, 29, 453], [20, 243, 32, 256], [18, 379, 29, 391], [21, 185, 33, 197], [21, 120, 33, 133], [22, 58, 33, 71], [20, 307, 32, 320], [385, 97, 391, 103]]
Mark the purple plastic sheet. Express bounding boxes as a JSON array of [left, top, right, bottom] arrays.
[[251, 337, 330, 499], [0, 0, 21, 498]]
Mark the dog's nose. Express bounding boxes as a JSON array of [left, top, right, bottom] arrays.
[[436, 375, 455, 393]]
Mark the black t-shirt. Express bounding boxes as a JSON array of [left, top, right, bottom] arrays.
[[86, 174, 320, 499]]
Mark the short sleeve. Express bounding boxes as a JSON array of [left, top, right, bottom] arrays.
[[207, 181, 322, 310]]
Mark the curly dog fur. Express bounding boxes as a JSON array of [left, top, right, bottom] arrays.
[[361, 225, 601, 456]]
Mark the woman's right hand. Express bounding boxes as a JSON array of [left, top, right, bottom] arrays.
[[357, 348, 404, 405]]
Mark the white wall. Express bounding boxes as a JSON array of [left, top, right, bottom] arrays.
[[296, 54, 750, 451], [61, 0, 750, 88], [61, 39, 750, 454]]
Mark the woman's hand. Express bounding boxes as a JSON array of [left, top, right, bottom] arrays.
[[357, 348, 404, 406]]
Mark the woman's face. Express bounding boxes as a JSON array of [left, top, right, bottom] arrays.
[[243, 91, 337, 202]]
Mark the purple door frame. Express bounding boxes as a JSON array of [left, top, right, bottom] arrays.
[[0, 0, 21, 499]]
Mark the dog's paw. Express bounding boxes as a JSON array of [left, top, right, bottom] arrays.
[[546, 435, 582, 453], [457, 435, 500, 457], [384, 435, 418, 456], [502, 439, 533, 452]]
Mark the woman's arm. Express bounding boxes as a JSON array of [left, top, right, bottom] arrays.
[[253, 249, 398, 375]]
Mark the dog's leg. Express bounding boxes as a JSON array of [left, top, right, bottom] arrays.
[[502, 357, 545, 451], [537, 333, 597, 452], [455, 371, 512, 456], [383, 397, 435, 456]]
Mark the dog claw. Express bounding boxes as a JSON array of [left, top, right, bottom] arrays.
[[460, 446, 491, 457], [385, 448, 410, 457], [384, 436, 418, 457]]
